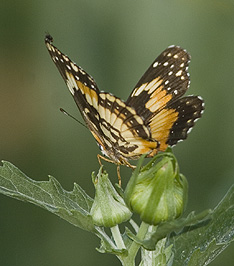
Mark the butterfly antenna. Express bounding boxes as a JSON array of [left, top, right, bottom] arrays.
[[60, 108, 87, 129]]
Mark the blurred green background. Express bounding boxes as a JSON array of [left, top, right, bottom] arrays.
[[1, 0, 234, 265]]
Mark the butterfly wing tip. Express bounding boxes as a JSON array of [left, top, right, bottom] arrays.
[[45, 33, 53, 43]]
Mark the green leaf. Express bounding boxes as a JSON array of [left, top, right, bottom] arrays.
[[170, 185, 234, 266], [0, 161, 95, 232], [126, 209, 211, 250], [95, 227, 128, 255]]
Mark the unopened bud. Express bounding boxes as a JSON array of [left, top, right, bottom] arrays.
[[125, 152, 188, 225], [91, 169, 132, 227]]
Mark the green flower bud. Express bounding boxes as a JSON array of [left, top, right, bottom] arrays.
[[125, 152, 188, 225], [91, 168, 132, 227]]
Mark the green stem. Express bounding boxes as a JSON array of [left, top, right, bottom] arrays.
[[119, 221, 149, 266], [129, 219, 139, 233], [111, 225, 126, 249], [128, 222, 150, 259]]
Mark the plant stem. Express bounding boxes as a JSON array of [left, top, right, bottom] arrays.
[[111, 225, 126, 249], [119, 221, 149, 266], [128, 221, 149, 259], [129, 218, 139, 233]]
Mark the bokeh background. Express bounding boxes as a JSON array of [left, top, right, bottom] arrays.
[[1, 1, 234, 265]]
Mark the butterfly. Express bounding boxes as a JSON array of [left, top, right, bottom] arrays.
[[45, 34, 204, 181]]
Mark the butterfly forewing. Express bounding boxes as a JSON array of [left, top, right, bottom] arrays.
[[127, 46, 190, 118], [46, 39, 109, 149], [45, 35, 158, 163], [45, 35, 204, 166]]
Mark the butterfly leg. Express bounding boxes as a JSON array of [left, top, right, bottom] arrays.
[[125, 161, 136, 170], [119, 156, 136, 170], [97, 154, 122, 186], [117, 165, 121, 186], [97, 154, 114, 165]]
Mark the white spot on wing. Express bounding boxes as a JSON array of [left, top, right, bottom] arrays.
[[187, 127, 193, 134], [65, 71, 78, 95], [79, 68, 86, 75], [63, 55, 69, 62], [153, 61, 158, 68], [147, 78, 163, 94], [132, 84, 147, 96], [176, 70, 182, 76], [99, 94, 106, 100], [71, 62, 79, 72], [198, 95, 204, 101]]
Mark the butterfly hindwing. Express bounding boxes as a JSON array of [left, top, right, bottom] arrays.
[[165, 96, 204, 146], [148, 96, 203, 152]]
